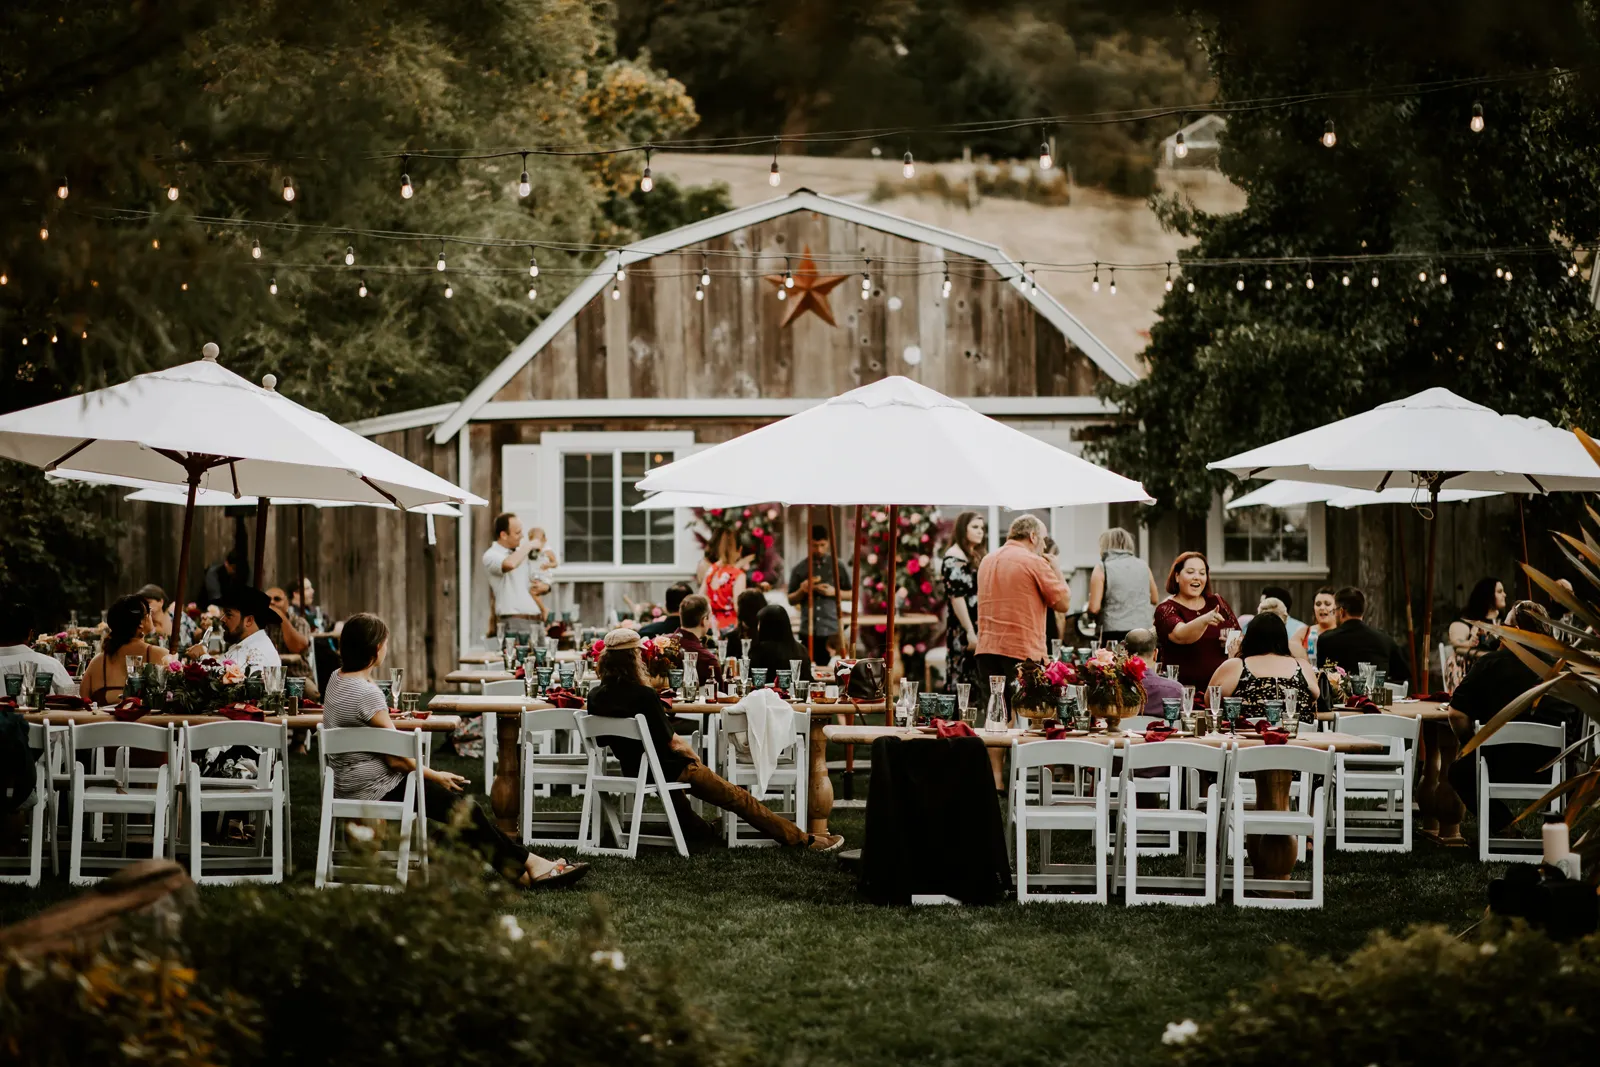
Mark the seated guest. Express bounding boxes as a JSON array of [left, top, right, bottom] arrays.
[[325, 612, 586, 887], [747, 604, 812, 684], [673, 593, 719, 680], [1207, 612, 1319, 716], [1314, 586, 1410, 682], [187, 587, 282, 670], [586, 628, 843, 852], [1445, 601, 1576, 840], [139, 582, 199, 649], [1123, 628, 1183, 717], [80, 594, 172, 705], [266, 585, 319, 700], [1260, 585, 1308, 644], [0, 607, 77, 695], [726, 588, 769, 664], [291, 578, 331, 632], [1254, 596, 1309, 664], [640, 582, 693, 638]]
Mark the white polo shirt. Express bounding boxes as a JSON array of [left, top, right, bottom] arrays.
[[225, 628, 282, 671], [0, 645, 76, 695], [482, 541, 542, 618]]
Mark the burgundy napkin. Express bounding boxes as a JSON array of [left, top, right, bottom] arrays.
[[931, 717, 976, 738], [542, 686, 584, 709], [1044, 725, 1070, 739], [299, 699, 323, 712], [1143, 724, 1176, 743], [513, 665, 526, 679], [1346, 696, 1380, 713], [215, 702, 265, 721], [109, 697, 147, 722], [1252, 719, 1289, 745]]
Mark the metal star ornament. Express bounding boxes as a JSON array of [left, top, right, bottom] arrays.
[[764, 248, 850, 327]]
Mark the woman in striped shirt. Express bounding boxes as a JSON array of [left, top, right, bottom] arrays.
[[324, 613, 586, 889]]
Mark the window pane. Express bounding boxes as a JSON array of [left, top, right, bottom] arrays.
[[622, 538, 647, 564], [563, 452, 614, 564], [1221, 501, 1310, 564]]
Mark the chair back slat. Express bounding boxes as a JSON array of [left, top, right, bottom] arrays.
[[1012, 738, 1115, 773], [1233, 743, 1333, 777], [1335, 714, 1420, 742], [317, 724, 422, 760], [185, 720, 291, 753], [1125, 739, 1227, 774], [578, 712, 643, 744], [68, 720, 173, 754], [521, 707, 577, 736], [1479, 721, 1564, 750], [482, 679, 524, 695]]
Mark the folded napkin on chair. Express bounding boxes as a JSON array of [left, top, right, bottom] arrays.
[[739, 688, 796, 796]]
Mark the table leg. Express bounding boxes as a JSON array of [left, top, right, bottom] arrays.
[[1245, 769, 1297, 880], [841, 710, 856, 800], [490, 713, 522, 833], [807, 714, 834, 836], [1418, 717, 1465, 838]]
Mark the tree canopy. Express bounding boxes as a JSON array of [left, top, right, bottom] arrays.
[[1096, 1, 1600, 520]]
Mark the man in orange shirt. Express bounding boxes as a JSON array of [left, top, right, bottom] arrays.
[[976, 515, 1072, 713]]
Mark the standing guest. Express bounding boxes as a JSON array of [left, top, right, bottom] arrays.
[[0, 610, 78, 696], [325, 612, 586, 888], [1087, 527, 1158, 643], [266, 586, 319, 700], [673, 594, 720, 680], [726, 588, 768, 664], [290, 579, 329, 632], [80, 595, 172, 705], [200, 548, 245, 609], [188, 587, 282, 670], [1260, 585, 1308, 645], [1315, 587, 1410, 682], [1205, 613, 1320, 716], [1301, 586, 1338, 660], [1448, 576, 1506, 669], [1152, 551, 1239, 690], [787, 524, 852, 666], [481, 513, 547, 641], [939, 511, 986, 693], [746, 604, 812, 684], [1123, 628, 1184, 717], [587, 628, 844, 852], [702, 529, 747, 636], [525, 527, 560, 618], [975, 515, 1072, 708], [640, 582, 694, 638]]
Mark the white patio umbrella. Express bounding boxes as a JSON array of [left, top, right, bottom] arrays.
[[628, 490, 766, 511], [1209, 387, 1600, 689], [635, 375, 1152, 669], [0, 343, 484, 651], [1225, 479, 1500, 510]]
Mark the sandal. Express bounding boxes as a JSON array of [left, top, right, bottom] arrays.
[[519, 859, 590, 889]]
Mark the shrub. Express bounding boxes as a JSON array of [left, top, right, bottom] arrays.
[[1163, 922, 1600, 1066]]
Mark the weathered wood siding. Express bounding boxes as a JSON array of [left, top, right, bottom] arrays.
[[491, 211, 1108, 403]]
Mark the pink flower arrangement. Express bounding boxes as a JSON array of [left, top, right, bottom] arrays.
[[1045, 660, 1078, 687], [906, 558, 921, 574], [220, 661, 246, 686], [584, 639, 606, 662], [1125, 656, 1148, 681], [751, 570, 765, 582], [919, 581, 933, 594]]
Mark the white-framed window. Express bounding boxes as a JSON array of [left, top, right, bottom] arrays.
[[1206, 493, 1327, 576], [502, 431, 698, 580]]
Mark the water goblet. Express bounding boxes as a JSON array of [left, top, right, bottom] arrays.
[[775, 669, 793, 695], [750, 667, 768, 688], [400, 692, 420, 716]]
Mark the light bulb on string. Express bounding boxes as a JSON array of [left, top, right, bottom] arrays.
[[180, 282, 188, 291], [1164, 263, 1174, 292], [38, 225, 48, 241], [784, 262, 794, 289], [0, 273, 7, 285], [1038, 138, 1053, 170], [269, 277, 278, 295], [1418, 270, 1428, 283], [50, 332, 57, 344], [640, 148, 654, 193], [1370, 271, 1380, 288], [56, 177, 68, 200], [769, 146, 781, 187], [700, 262, 710, 288], [80, 331, 87, 340], [777, 286, 787, 301], [1264, 276, 1274, 291], [1321, 119, 1337, 148], [1108, 268, 1117, 295], [167, 183, 179, 202], [1305, 274, 1315, 289], [1437, 271, 1447, 285], [1470, 103, 1485, 133], [344, 245, 356, 266], [1341, 271, 1351, 286], [1091, 263, 1100, 293], [941, 267, 952, 298], [528, 254, 539, 278], [1029, 272, 1038, 296], [616, 264, 626, 283], [694, 283, 704, 302], [444, 283, 454, 299], [436, 250, 447, 272], [400, 155, 414, 200], [527, 284, 538, 301], [251, 238, 262, 260], [19, 337, 25, 346], [281, 178, 295, 202], [1185, 280, 1195, 293], [151, 238, 158, 249], [1235, 276, 1245, 292], [358, 278, 368, 298], [902, 150, 915, 180], [1569, 262, 1580, 277], [610, 283, 620, 301], [1504, 269, 1514, 282], [1495, 266, 1504, 278], [518, 153, 531, 198], [861, 259, 872, 296], [1174, 131, 1188, 159]]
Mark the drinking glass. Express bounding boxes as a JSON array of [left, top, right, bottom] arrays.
[[983, 676, 1009, 732], [1284, 689, 1299, 724], [775, 669, 793, 694], [789, 658, 803, 686], [1263, 699, 1284, 727], [1163, 664, 1179, 681], [125, 654, 145, 679], [390, 668, 406, 706], [956, 682, 972, 721], [3, 673, 21, 698], [559, 664, 575, 689], [1206, 684, 1223, 713], [808, 682, 827, 704], [939, 694, 957, 720], [400, 692, 420, 715], [1050, 639, 1063, 663], [715, 638, 729, 663], [285, 676, 305, 713], [1181, 686, 1198, 734], [536, 666, 554, 694], [750, 667, 768, 687]]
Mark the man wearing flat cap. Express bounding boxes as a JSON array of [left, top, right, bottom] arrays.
[[187, 586, 282, 670]]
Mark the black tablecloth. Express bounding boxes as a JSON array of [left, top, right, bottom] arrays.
[[858, 735, 1010, 906]]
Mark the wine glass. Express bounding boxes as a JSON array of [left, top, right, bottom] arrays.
[[956, 682, 972, 724], [1205, 684, 1222, 713], [789, 658, 803, 685], [1162, 664, 1179, 681], [1181, 686, 1197, 733]]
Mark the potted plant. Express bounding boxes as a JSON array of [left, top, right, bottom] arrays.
[[1080, 647, 1147, 732]]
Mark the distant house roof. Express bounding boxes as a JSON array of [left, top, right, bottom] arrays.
[[430, 188, 1135, 443], [1161, 114, 1227, 168]]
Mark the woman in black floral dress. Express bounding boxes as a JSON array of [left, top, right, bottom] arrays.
[[940, 511, 987, 692]]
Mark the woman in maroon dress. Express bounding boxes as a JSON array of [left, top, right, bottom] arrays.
[[1152, 551, 1239, 691]]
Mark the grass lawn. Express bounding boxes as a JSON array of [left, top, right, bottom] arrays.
[[0, 742, 1502, 1066]]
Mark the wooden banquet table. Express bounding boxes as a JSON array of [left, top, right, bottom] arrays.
[[428, 692, 888, 834], [1318, 700, 1464, 837], [444, 669, 516, 688], [822, 724, 1385, 879], [24, 708, 461, 731]]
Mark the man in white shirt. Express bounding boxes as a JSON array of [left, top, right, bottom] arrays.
[[188, 587, 281, 670], [482, 513, 548, 638], [0, 617, 76, 696]]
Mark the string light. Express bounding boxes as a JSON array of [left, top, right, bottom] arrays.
[[1164, 263, 1173, 292], [783, 258, 794, 288], [1370, 270, 1380, 288], [167, 183, 180, 202], [1108, 268, 1117, 295], [358, 277, 368, 297], [269, 277, 278, 295], [518, 153, 531, 198], [1185, 280, 1195, 293], [1029, 272, 1038, 296], [616, 264, 626, 283], [1321, 119, 1337, 148], [528, 254, 539, 278], [861, 258, 872, 296], [695, 283, 704, 301], [1470, 103, 1485, 133], [0, 273, 7, 285], [444, 283, 454, 299], [941, 266, 952, 298], [80, 330, 87, 340], [180, 282, 189, 291], [1495, 266, 1504, 278], [1305, 274, 1315, 289], [1418, 270, 1428, 282], [640, 148, 654, 194], [251, 238, 262, 260], [902, 150, 915, 180], [1038, 134, 1053, 170], [777, 285, 787, 301], [400, 156, 414, 200], [151, 238, 158, 249], [1091, 263, 1100, 293], [19, 337, 26, 346], [1437, 271, 1447, 284], [1504, 268, 1513, 281], [1341, 272, 1351, 286], [56, 177, 68, 200], [769, 146, 781, 187], [700, 261, 710, 288], [344, 244, 356, 266], [38, 226, 48, 241], [1174, 130, 1188, 159], [1568, 262, 1580, 277], [527, 284, 537, 301], [1264, 275, 1274, 290], [610, 282, 620, 300], [281, 178, 296, 202], [50, 332, 57, 344], [436, 250, 447, 272]]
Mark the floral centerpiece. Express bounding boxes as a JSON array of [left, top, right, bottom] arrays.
[[639, 636, 683, 689], [693, 504, 784, 589], [1012, 659, 1079, 721], [1080, 647, 1147, 730], [163, 657, 248, 717], [33, 630, 92, 673]]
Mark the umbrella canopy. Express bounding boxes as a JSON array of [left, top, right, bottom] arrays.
[[0, 346, 485, 509], [49, 470, 462, 516], [1208, 387, 1600, 494], [1226, 480, 1500, 511], [635, 375, 1152, 507], [629, 490, 766, 511]]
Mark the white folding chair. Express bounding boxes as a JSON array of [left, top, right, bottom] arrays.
[[1477, 721, 1565, 863], [519, 708, 587, 847], [1011, 738, 1114, 903], [480, 679, 527, 795], [1333, 714, 1418, 852], [719, 708, 809, 847], [0, 723, 56, 886], [183, 720, 291, 884], [1229, 744, 1332, 909], [1114, 740, 1228, 906], [67, 721, 174, 886], [574, 711, 690, 858], [1109, 716, 1180, 855], [314, 725, 427, 889]]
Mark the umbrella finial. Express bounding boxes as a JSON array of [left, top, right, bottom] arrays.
[[201, 342, 220, 361], [261, 373, 278, 392]]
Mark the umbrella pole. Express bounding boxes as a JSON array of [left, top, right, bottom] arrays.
[[1395, 506, 1419, 683], [807, 505, 815, 663], [253, 497, 270, 588], [1518, 496, 1532, 601], [886, 504, 898, 687], [850, 506, 863, 656], [1420, 483, 1440, 694], [171, 464, 203, 655], [296, 505, 307, 623], [827, 506, 842, 656]]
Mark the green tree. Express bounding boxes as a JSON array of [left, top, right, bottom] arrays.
[[1096, 1, 1600, 521]]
